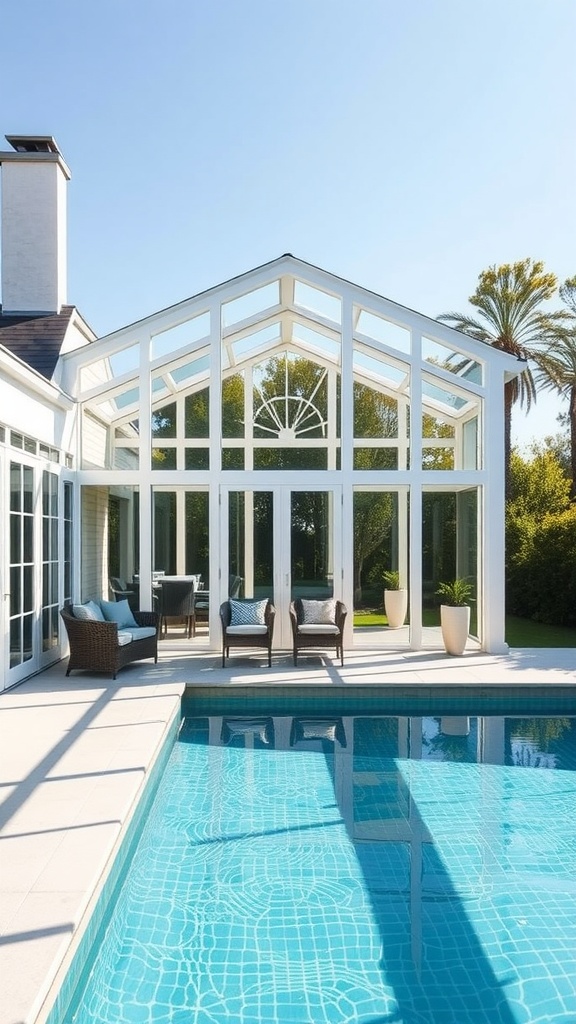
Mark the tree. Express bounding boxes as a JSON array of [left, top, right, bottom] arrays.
[[506, 447, 576, 623], [438, 259, 568, 497], [533, 276, 576, 499]]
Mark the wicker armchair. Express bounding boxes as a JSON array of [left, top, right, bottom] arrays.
[[289, 598, 347, 666], [60, 604, 159, 679], [219, 599, 275, 667]]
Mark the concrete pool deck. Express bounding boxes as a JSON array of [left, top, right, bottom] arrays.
[[1, 643, 575, 1024]]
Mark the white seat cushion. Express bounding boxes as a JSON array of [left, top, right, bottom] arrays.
[[117, 630, 134, 646], [226, 625, 268, 635], [298, 624, 340, 634], [127, 626, 157, 640]]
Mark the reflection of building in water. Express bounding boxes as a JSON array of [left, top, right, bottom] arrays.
[[207, 713, 509, 974]]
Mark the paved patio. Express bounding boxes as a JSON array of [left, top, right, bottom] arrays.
[[1, 642, 574, 1024]]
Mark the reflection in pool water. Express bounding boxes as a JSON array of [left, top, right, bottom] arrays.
[[66, 713, 576, 1024]]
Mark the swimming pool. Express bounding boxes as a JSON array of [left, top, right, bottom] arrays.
[[62, 701, 576, 1024]]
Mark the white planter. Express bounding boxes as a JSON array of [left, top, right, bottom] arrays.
[[384, 588, 408, 629], [440, 604, 470, 656]]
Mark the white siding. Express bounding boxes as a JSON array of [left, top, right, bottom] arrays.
[[81, 486, 109, 601], [82, 413, 109, 469]]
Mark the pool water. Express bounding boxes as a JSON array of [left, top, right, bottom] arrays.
[[66, 713, 576, 1024]]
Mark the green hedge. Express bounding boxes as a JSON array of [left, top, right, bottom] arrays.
[[506, 507, 576, 625]]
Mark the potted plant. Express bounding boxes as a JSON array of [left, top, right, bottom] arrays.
[[383, 569, 408, 629], [436, 578, 473, 656]]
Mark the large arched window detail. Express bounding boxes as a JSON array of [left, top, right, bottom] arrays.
[[221, 351, 341, 471]]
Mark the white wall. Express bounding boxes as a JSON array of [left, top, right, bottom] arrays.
[[0, 373, 72, 449]]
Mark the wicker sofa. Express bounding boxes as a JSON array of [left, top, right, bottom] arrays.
[[60, 603, 159, 679]]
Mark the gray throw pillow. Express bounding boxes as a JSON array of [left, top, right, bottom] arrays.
[[301, 598, 336, 625]]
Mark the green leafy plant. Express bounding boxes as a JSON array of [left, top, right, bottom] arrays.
[[436, 578, 473, 607], [383, 570, 401, 590]]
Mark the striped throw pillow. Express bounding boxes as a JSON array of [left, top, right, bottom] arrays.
[[230, 599, 268, 626]]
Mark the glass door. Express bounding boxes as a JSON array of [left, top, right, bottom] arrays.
[[225, 487, 341, 650], [6, 460, 36, 688]]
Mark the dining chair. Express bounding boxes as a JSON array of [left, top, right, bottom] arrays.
[[109, 576, 139, 611], [158, 578, 197, 638]]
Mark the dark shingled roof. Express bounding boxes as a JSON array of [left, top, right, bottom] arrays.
[[0, 306, 76, 379]]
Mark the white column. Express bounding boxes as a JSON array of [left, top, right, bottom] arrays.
[[208, 302, 223, 647], [482, 363, 508, 654], [138, 331, 153, 609]]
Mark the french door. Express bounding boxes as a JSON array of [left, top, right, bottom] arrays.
[[3, 457, 65, 690], [223, 486, 342, 649]]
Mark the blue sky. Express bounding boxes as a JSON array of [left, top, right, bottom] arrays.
[[2, 0, 575, 446]]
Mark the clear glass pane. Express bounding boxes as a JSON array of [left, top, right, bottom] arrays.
[[22, 613, 33, 662], [228, 492, 273, 602], [291, 491, 333, 601], [222, 374, 245, 438], [151, 312, 210, 360], [356, 309, 411, 353], [185, 449, 209, 470], [422, 335, 483, 385], [254, 448, 328, 471], [352, 491, 401, 619], [23, 517, 34, 562], [185, 493, 209, 580], [294, 281, 341, 323], [354, 448, 399, 470], [10, 618, 21, 668], [185, 389, 209, 438], [23, 566, 33, 612], [422, 489, 478, 636], [354, 383, 398, 439], [222, 281, 279, 328], [10, 566, 20, 616], [23, 467, 34, 512], [10, 515, 20, 564], [152, 448, 177, 470], [152, 403, 176, 438], [10, 463, 21, 511], [154, 491, 177, 575]]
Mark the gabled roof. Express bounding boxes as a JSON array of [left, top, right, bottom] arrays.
[[0, 305, 93, 379]]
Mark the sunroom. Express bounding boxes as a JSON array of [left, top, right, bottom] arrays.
[[56, 254, 520, 654]]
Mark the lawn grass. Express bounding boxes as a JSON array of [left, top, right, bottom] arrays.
[[504, 616, 576, 648], [353, 609, 576, 648]]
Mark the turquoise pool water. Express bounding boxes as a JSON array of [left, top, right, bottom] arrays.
[[65, 709, 576, 1024]]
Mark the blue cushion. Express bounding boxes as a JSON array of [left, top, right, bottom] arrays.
[[100, 598, 137, 629], [73, 600, 105, 622], [230, 599, 268, 626]]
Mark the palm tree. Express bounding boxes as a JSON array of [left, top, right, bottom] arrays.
[[533, 276, 576, 499], [438, 259, 568, 497]]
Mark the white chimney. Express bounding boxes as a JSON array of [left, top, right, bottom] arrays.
[[0, 135, 71, 314]]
